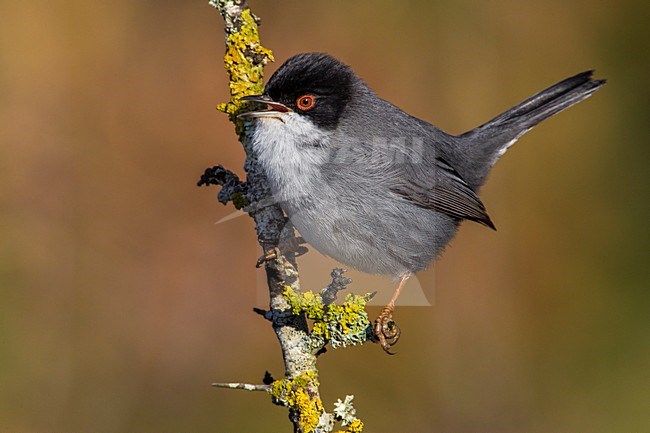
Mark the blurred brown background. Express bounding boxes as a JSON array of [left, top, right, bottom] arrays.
[[1, 0, 648, 432]]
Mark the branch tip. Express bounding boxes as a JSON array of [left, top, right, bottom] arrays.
[[212, 382, 271, 392], [321, 268, 353, 305], [253, 307, 273, 321]]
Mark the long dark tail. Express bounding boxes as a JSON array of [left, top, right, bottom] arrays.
[[457, 70, 606, 189]]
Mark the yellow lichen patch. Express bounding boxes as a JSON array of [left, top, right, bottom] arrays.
[[311, 320, 330, 339], [325, 294, 368, 332], [269, 370, 320, 405], [332, 422, 364, 433], [295, 388, 323, 433], [269, 371, 323, 433], [283, 287, 372, 350], [347, 419, 364, 432], [217, 8, 274, 127], [284, 286, 325, 319], [319, 293, 372, 349]]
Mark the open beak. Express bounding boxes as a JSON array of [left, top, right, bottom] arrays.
[[238, 94, 292, 120]]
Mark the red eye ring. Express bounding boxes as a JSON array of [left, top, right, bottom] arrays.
[[296, 94, 316, 111]]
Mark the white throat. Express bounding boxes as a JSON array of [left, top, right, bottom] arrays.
[[251, 113, 331, 206]]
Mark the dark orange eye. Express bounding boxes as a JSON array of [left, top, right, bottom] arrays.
[[296, 94, 316, 111]]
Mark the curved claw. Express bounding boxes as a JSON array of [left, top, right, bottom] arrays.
[[256, 248, 278, 268], [374, 306, 401, 355]]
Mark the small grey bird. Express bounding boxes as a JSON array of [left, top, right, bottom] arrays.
[[240, 53, 605, 352]]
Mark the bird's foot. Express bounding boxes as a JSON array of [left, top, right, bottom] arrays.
[[255, 248, 278, 268], [257, 237, 308, 260], [373, 305, 401, 355]]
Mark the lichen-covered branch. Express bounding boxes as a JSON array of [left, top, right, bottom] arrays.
[[200, 2, 370, 432]]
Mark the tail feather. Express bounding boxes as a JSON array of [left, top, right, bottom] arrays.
[[457, 71, 606, 189], [484, 70, 603, 127]]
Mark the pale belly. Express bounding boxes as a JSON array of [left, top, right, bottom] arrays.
[[281, 192, 458, 276]]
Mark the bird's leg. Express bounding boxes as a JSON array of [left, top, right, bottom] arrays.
[[374, 274, 410, 354], [255, 237, 308, 268]]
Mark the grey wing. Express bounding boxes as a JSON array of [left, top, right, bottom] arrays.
[[391, 157, 496, 230]]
